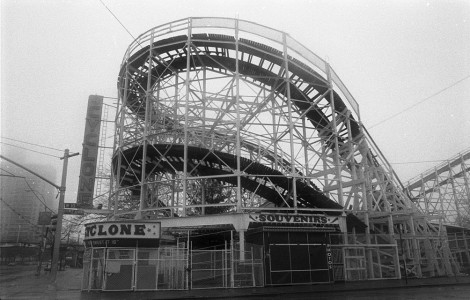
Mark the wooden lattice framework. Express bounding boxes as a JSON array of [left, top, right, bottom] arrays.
[[108, 17, 457, 279]]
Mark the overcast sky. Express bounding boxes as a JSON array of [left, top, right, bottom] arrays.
[[1, 0, 469, 206]]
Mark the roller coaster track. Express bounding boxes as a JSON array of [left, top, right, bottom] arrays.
[[115, 144, 342, 210], [111, 18, 456, 277], [405, 148, 470, 227], [115, 33, 369, 213]]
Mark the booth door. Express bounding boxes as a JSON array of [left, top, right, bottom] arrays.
[[103, 249, 135, 291], [265, 231, 332, 285], [89, 249, 105, 290]]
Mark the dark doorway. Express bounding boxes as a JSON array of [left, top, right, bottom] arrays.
[[262, 231, 332, 285]]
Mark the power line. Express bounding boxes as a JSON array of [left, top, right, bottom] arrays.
[[369, 74, 470, 129], [0, 167, 18, 177], [23, 179, 55, 213], [0, 166, 55, 212], [98, 0, 137, 41], [0, 142, 60, 158], [0, 174, 25, 178], [1, 136, 63, 152], [0, 197, 38, 228], [388, 159, 450, 165]]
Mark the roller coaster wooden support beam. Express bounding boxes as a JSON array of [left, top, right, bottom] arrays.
[[110, 17, 458, 280], [405, 149, 470, 227], [405, 149, 470, 275]]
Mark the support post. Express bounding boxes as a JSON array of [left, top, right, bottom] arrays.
[[399, 224, 408, 284], [282, 32, 297, 211], [230, 230, 235, 288], [235, 19, 243, 212], [239, 229, 245, 261], [326, 63, 344, 207], [51, 149, 79, 282]]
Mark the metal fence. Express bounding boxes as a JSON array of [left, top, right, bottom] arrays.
[[330, 234, 399, 281], [447, 232, 470, 274], [82, 246, 188, 291], [191, 243, 264, 289], [135, 247, 188, 290], [82, 245, 264, 291]]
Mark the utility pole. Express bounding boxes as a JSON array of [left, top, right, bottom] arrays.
[[51, 149, 79, 281], [0, 151, 78, 282]]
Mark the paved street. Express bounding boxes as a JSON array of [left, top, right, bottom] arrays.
[[1, 264, 470, 300], [237, 285, 470, 300]]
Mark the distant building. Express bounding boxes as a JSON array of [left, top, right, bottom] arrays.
[[0, 162, 56, 244]]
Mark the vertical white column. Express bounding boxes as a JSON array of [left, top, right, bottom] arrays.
[[239, 229, 245, 261], [182, 19, 193, 217], [115, 50, 131, 217], [235, 19, 242, 212], [282, 33, 297, 211], [326, 63, 344, 207], [137, 32, 155, 219]]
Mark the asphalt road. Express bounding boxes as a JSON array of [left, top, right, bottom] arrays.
[[1, 264, 470, 300], [233, 285, 470, 300], [0, 264, 37, 282]]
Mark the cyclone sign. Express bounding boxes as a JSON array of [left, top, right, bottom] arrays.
[[84, 221, 161, 241], [77, 95, 103, 208]]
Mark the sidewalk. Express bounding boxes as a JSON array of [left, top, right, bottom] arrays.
[[0, 265, 82, 300], [1, 265, 470, 300]]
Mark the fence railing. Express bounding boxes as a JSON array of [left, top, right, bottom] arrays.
[[191, 244, 264, 289]]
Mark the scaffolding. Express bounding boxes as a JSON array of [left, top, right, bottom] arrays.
[[93, 102, 116, 208]]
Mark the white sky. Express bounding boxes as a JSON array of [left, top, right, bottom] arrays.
[[1, 0, 469, 206]]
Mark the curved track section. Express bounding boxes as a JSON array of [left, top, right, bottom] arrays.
[[115, 144, 342, 210], [119, 33, 361, 145]]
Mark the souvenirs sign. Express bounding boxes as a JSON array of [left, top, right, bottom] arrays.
[[248, 213, 341, 231], [249, 213, 339, 225]]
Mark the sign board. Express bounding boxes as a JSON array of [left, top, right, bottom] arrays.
[[63, 209, 85, 215], [248, 213, 340, 231], [249, 213, 339, 225], [76, 95, 103, 208], [63, 208, 113, 215], [64, 203, 79, 209], [84, 221, 161, 241], [38, 211, 52, 225]]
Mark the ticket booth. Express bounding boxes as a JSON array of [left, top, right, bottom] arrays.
[[81, 221, 187, 291]]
